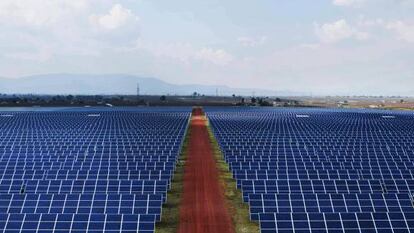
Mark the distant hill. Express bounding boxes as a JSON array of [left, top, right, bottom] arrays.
[[0, 74, 301, 96]]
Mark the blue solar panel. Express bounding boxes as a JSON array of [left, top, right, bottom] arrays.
[[259, 212, 414, 233], [206, 107, 414, 232], [0, 108, 191, 233], [0, 213, 157, 233], [249, 193, 414, 220]]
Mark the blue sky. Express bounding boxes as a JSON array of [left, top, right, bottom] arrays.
[[0, 0, 413, 95]]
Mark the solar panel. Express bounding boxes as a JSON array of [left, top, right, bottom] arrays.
[[259, 212, 414, 233], [0, 213, 157, 233], [249, 193, 414, 220], [1, 193, 163, 219], [206, 107, 414, 232], [0, 107, 191, 233]]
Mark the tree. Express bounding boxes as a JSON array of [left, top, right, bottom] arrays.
[[259, 100, 272, 106], [251, 97, 257, 104], [67, 95, 74, 101], [160, 95, 166, 101]]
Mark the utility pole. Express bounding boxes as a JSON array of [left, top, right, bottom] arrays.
[[136, 83, 140, 102]]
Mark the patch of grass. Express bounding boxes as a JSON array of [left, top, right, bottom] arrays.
[[206, 118, 260, 233], [155, 124, 191, 233]]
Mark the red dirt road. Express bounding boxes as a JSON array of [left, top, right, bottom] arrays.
[[178, 108, 235, 233]]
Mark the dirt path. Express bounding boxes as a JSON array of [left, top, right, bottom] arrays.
[[177, 108, 235, 233]]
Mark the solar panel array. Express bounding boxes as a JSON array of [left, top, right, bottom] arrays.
[[207, 108, 414, 233], [0, 107, 190, 233]]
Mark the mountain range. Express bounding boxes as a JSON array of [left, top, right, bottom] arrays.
[[0, 74, 300, 96]]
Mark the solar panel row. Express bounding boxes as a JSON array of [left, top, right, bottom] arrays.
[[0, 108, 191, 233], [0, 213, 156, 233], [1, 170, 173, 181], [206, 107, 414, 233]]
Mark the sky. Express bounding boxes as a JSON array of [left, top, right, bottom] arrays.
[[0, 0, 413, 96]]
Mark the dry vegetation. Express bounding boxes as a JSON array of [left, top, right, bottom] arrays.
[[206, 118, 260, 233], [155, 124, 190, 233]]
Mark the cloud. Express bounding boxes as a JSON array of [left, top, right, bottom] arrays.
[[332, 0, 366, 7], [0, 0, 88, 27], [195, 48, 234, 66], [89, 4, 139, 31], [354, 17, 414, 43], [237, 36, 267, 47], [134, 40, 234, 66], [5, 49, 53, 62], [386, 20, 414, 43], [333, 0, 414, 8], [134, 40, 196, 63], [0, 0, 413, 95], [315, 19, 369, 43], [299, 43, 320, 50], [0, 1, 141, 62], [357, 17, 385, 27]]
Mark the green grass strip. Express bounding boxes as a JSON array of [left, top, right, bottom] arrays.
[[155, 124, 191, 233], [206, 119, 260, 233]]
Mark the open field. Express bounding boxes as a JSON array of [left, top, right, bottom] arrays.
[[295, 96, 414, 110]]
